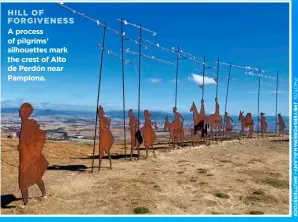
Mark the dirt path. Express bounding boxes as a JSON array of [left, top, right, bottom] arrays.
[[1, 137, 289, 215]]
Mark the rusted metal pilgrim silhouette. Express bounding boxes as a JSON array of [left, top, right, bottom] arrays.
[[141, 110, 156, 157], [260, 112, 268, 136], [277, 113, 286, 136], [128, 109, 141, 159], [212, 97, 222, 137], [18, 103, 48, 206], [225, 112, 233, 137], [190, 99, 223, 138], [190, 100, 207, 138], [164, 116, 172, 147], [238, 111, 254, 137], [164, 108, 184, 148], [172, 107, 184, 146], [98, 106, 114, 170], [164, 116, 168, 132]]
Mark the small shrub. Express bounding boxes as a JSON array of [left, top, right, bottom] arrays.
[[263, 178, 289, 189], [215, 193, 229, 199], [134, 207, 149, 214]]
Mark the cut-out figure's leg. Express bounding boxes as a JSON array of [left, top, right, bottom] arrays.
[[98, 146, 103, 171], [130, 142, 134, 161], [37, 180, 46, 197], [98, 152, 103, 171], [21, 188, 29, 206], [137, 144, 140, 159], [146, 146, 149, 158], [108, 149, 112, 169]]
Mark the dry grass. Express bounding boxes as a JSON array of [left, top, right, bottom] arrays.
[[262, 178, 289, 189], [1, 136, 289, 215]]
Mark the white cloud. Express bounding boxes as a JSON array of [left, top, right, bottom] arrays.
[[1, 98, 25, 107], [188, 73, 216, 85], [148, 78, 162, 83], [269, 90, 287, 95]]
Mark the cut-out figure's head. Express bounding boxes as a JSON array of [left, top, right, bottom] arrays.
[[98, 106, 105, 116], [128, 109, 134, 117], [246, 113, 252, 121], [201, 99, 204, 104], [173, 107, 177, 113], [19, 103, 33, 121], [144, 110, 151, 119]]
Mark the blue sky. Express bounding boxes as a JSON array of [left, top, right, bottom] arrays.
[[1, 2, 289, 116]]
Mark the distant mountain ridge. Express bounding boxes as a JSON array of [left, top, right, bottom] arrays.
[[1, 107, 289, 133], [1, 107, 288, 118]]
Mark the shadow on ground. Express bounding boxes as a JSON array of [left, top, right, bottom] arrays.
[[73, 154, 140, 160], [1, 194, 22, 209], [270, 139, 289, 143], [47, 164, 88, 171]]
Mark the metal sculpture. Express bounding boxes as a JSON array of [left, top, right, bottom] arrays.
[[128, 109, 140, 159], [18, 103, 48, 206], [238, 111, 254, 137], [211, 97, 223, 137], [190, 100, 208, 138], [190, 101, 222, 138], [225, 112, 233, 137], [164, 113, 184, 149], [260, 112, 268, 136], [98, 106, 114, 170], [141, 110, 156, 157], [164, 116, 174, 148], [173, 107, 184, 147], [277, 113, 286, 136]]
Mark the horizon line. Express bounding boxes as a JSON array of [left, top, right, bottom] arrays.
[[1, 106, 289, 117]]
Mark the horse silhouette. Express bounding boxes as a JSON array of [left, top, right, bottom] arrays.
[[190, 101, 222, 137]]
